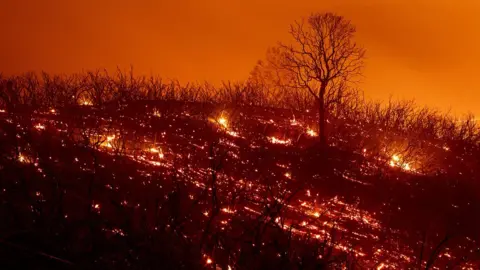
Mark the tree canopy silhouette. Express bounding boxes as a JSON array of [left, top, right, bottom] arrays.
[[267, 12, 365, 146]]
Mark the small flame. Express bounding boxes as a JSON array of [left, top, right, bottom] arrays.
[[101, 135, 116, 148], [306, 128, 317, 137], [389, 154, 414, 172], [17, 153, 33, 164], [218, 117, 228, 128], [149, 147, 164, 159]]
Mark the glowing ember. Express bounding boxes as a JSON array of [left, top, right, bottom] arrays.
[[109, 228, 126, 236], [79, 98, 93, 106], [206, 258, 212, 264], [153, 109, 161, 117], [227, 130, 239, 137], [92, 203, 101, 213], [222, 207, 235, 214], [151, 161, 161, 166], [34, 123, 45, 130], [268, 136, 292, 145]]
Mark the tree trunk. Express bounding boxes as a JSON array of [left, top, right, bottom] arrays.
[[318, 85, 327, 147]]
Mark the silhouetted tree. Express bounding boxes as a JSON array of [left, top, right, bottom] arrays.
[[277, 12, 365, 146]]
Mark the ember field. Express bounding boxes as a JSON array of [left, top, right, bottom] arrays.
[[0, 101, 479, 269]]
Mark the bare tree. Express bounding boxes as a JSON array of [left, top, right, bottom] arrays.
[[277, 12, 365, 146]]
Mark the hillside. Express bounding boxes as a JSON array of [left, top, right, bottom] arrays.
[[1, 100, 479, 269]]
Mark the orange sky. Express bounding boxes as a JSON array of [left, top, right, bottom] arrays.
[[1, 0, 479, 116]]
